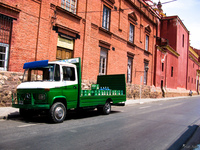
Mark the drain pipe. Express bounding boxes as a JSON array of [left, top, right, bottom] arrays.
[[35, 1, 42, 61], [81, 0, 88, 78]]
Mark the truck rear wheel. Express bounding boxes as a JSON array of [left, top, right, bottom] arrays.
[[49, 102, 66, 123], [103, 102, 111, 115], [98, 102, 111, 115]]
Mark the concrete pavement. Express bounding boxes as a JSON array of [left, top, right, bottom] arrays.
[[0, 95, 200, 149]]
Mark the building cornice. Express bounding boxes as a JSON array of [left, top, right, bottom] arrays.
[[0, 2, 21, 19], [156, 45, 166, 54], [125, 0, 157, 25], [162, 45, 180, 57], [162, 16, 189, 34], [189, 54, 200, 66], [189, 46, 199, 59]]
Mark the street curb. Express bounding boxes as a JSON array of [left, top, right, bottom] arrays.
[[0, 113, 20, 120], [0, 107, 20, 120]]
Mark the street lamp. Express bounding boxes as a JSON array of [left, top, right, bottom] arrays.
[[145, 66, 149, 72]]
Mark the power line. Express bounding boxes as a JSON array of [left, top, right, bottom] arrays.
[[162, 0, 177, 5], [76, 7, 135, 14]]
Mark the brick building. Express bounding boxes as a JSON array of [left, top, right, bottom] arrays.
[[0, 0, 158, 88], [0, 0, 199, 101]]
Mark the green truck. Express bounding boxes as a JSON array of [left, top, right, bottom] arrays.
[[12, 58, 126, 123]]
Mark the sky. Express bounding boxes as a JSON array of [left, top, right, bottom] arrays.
[[152, 0, 200, 49]]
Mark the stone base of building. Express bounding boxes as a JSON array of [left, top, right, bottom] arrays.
[[126, 84, 198, 99], [0, 71, 23, 107], [164, 88, 198, 97]]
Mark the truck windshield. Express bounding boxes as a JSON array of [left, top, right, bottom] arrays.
[[23, 64, 60, 82]]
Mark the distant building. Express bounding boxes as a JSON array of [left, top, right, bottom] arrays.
[[187, 46, 200, 93], [154, 15, 191, 96]]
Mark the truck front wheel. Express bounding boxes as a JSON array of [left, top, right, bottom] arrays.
[[49, 102, 66, 123]]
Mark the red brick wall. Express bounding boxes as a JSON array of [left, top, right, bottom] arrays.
[[1, 0, 157, 87], [81, 0, 157, 85], [7, 0, 41, 72]]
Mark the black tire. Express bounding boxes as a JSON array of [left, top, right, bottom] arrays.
[[97, 102, 111, 115], [20, 108, 34, 119], [49, 102, 66, 123], [102, 102, 111, 115]]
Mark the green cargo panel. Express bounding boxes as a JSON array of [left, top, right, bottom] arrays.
[[80, 95, 126, 107], [97, 74, 126, 95]]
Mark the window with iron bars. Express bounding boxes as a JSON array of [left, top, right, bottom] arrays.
[[61, 0, 77, 14], [0, 15, 12, 71]]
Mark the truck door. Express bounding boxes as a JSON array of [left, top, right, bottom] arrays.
[[62, 66, 78, 109]]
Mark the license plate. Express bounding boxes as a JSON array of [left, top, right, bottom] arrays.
[[19, 101, 23, 105]]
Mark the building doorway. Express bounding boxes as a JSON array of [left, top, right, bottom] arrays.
[[56, 35, 74, 60], [56, 47, 73, 60], [161, 80, 165, 97], [197, 80, 199, 94]]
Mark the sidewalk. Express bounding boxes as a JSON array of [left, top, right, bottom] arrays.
[[0, 95, 199, 119], [125, 95, 196, 105]]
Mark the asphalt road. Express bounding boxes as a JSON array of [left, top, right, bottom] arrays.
[[0, 97, 200, 150]]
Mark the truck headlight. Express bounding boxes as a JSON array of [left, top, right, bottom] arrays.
[[38, 94, 46, 100], [24, 93, 31, 100]]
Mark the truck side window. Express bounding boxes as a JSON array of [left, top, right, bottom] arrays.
[[62, 66, 75, 81], [54, 64, 60, 81], [43, 68, 50, 80]]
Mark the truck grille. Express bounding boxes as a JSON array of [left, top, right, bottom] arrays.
[[18, 93, 31, 104], [17, 93, 47, 104]]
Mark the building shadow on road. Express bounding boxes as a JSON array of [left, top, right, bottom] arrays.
[[167, 125, 199, 150]]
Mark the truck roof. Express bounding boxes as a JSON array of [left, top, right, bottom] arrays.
[[23, 60, 48, 69], [23, 58, 78, 69], [49, 61, 76, 67]]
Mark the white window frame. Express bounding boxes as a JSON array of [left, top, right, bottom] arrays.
[[99, 48, 108, 75], [61, 0, 77, 14], [127, 57, 133, 83], [129, 24, 134, 43], [102, 5, 110, 30], [0, 43, 9, 71], [144, 62, 148, 85], [145, 35, 149, 51]]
